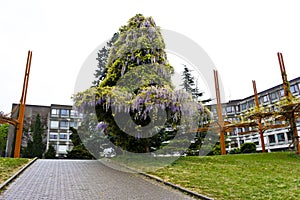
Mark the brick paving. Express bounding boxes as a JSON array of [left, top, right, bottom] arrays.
[[0, 159, 194, 200]]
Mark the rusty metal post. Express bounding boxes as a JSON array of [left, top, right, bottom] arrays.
[[214, 70, 226, 155], [14, 51, 32, 158], [252, 80, 266, 153], [277, 52, 300, 154]]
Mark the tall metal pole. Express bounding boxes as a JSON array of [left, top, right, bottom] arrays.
[[252, 80, 266, 153], [14, 51, 32, 158], [214, 70, 226, 155]]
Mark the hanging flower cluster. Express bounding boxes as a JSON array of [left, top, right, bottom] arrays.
[[100, 14, 173, 88], [96, 121, 107, 131], [72, 14, 211, 154]]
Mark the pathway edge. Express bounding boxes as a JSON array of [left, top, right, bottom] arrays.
[[0, 157, 38, 191], [100, 158, 214, 200]]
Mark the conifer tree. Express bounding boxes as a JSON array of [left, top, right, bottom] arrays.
[[23, 114, 45, 158], [73, 14, 208, 156], [93, 33, 119, 86]]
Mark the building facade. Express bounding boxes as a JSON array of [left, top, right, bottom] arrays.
[[47, 104, 80, 157], [209, 76, 300, 152], [6, 104, 80, 157]]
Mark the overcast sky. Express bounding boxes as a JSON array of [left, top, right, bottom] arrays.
[[1, 0, 300, 114]]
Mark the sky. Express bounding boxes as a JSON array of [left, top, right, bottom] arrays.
[[1, 0, 300, 114]]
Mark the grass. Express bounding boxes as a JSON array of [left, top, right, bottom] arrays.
[[0, 157, 31, 186], [144, 152, 300, 200]]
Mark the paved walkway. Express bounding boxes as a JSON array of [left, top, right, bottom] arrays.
[[0, 159, 194, 200]]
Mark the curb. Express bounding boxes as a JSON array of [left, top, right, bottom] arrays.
[[139, 172, 214, 200], [0, 157, 38, 191], [100, 158, 214, 200]]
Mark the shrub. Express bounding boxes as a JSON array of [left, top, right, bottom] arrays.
[[45, 145, 56, 159], [67, 144, 94, 160], [240, 142, 256, 153], [229, 148, 241, 154]]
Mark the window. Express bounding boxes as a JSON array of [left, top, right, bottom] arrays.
[[60, 121, 68, 129], [290, 84, 298, 94], [268, 135, 276, 143], [50, 121, 59, 129], [235, 105, 240, 113], [49, 133, 58, 139], [226, 106, 233, 113], [279, 89, 284, 97], [241, 103, 247, 111], [244, 127, 250, 132], [58, 145, 68, 153], [69, 121, 78, 128], [277, 133, 285, 142], [59, 134, 67, 140], [70, 110, 78, 117], [248, 100, 254, 108], [287, 131, 293, 141], [61, 109, 69, 117], [270, 92, 278, 101], [262, 95, 268, 103], [51, 109, 59, 117]]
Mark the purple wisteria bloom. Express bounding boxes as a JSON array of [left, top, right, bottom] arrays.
[[96, 121, 107, 131]]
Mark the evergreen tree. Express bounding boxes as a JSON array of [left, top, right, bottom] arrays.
[[93, 33, 119, 86], [67, 127, 94, 159], [181, 64, 195, 93], [73, 14, 208, 156], [23, 114, 45, 158], [95, 14, 176, 153], [45, 145, 56, 159], [181, 64, 211, 103]]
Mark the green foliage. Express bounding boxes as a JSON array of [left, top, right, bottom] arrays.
[[229, 148, 241, 154], [100, 14, 173, 88], [73, 14, 209, 156], [95, 14, 177, 153], [240, 142, 256, 153], [0, 124, 9, 157], [67, 127, 94, 159], [181, 65, 196, 94], [69, 127, 82, 146], [66, 144, 94, 160], [22, 114, 46, 158], [44, 145, 56, 159], [93, 32, 119, 86]]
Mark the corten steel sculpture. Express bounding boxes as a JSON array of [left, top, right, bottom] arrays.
[[214, 70, 226, 155], [277, 52, 300, 154], [0, 51, 32, 158], [252, 80, 266, 153]]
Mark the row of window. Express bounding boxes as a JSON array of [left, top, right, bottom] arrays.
[[49, 133, 69, 140], [51, 109, 78, 118], [230, 131, 293, 148], [223, 83, 300, 114], [47, 144, 69, 153], [50, 120, 78, 129]]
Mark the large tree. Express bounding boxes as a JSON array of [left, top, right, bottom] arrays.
[[73, 14, 207, 156]]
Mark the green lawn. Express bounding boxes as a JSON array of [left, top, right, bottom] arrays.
[[113, 152, 300, 199], [0, 158, 31, 185], [146, 152, 300, 200]]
